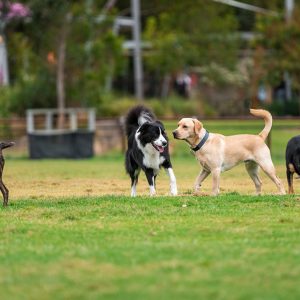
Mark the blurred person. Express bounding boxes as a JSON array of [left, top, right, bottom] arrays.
[[174, 71, 192, 98]]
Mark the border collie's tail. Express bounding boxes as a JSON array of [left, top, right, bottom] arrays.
[[0, 142, 14, 150], [250, 109, 272, 141], [125, 105, 156, 137]]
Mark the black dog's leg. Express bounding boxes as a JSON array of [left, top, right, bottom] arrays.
[[287, 168, 294, 194], [130, 168, 140, 197], [145, 169, 156, 196]]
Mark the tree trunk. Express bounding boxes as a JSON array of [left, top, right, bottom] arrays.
[[56, 15, 70, 129], [161, 74, 171, 99]]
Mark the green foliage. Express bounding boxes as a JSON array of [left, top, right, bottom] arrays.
[[95, 96, 203, 118], [1, 72, 56, 116], [265, 99, 300, 116], [144, 17, 186, 75], [144, 0, 239, 76], [3, 0, 296, 117], [5, 0, 125, 115], [98, 97, 137, 117], [166, 97, 198, 116], [0, 87, 12, 117], [0, 73, 56, 116], [255, 6, 300, 91], [199, 61, 251, 87]]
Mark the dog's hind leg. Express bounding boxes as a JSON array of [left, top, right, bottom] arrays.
[[245, 161, 262, 195], [0, 157, 8, 206], [211, 168, 221, 196], [257, 157, 285, 194], [286, 167, 294, 194], [0, 181, 9, 206], [0, 142, 14, 206], [194, 169, 210, 193], [130, 169, 140, 197]]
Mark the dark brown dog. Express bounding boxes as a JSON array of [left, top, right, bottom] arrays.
[[0, 142, 14, 206], [286, 135, 300, 194]]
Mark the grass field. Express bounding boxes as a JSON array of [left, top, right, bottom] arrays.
[[1, 119, 300, 299]]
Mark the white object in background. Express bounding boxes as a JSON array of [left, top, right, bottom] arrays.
[[0, 35, 9, 86]]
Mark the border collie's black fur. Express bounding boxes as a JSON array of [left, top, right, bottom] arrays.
[[125, 106, 177, 196], [286, 135, 300, 194]]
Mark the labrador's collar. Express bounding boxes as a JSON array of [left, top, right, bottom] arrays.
[[191, 130, 209, 152]]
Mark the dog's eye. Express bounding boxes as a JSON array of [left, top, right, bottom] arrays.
[[183, 125, 188, 129]]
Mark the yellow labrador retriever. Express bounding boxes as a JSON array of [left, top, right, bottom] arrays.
[[173, 109, 285, 195]]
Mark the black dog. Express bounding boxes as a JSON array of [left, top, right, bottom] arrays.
[[125, 106, 177, 196], [0, 142, 14, 206], [286, 135, 300, 194]]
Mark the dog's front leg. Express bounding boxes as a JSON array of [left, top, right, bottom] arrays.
[[162, 161, 177, 196], [166, 168, 177, 196], [145, 169, 156, 196], [211, 168, 221, 196], [194, 169, 210, 192]]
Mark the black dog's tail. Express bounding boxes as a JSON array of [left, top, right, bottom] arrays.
[[0, 142, 14, 150], [125, 105, 156, 137]]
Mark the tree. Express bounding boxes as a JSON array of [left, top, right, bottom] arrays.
[[0, 1, 30, 85], [255, 3, 300, 108], [143, 0, 240, 97], [5, 0, 124, 119]]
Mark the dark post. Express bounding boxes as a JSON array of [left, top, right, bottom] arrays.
[[267, 129, 272, 152]]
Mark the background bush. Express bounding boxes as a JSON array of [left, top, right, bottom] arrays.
[[265, 99, 300, 116], [96, 96, 205, 118]]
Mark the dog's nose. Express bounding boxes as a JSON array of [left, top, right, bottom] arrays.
[[162, 141, 167, 147], [172, 130, 177, 138]]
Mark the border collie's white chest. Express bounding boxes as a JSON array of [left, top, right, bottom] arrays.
[[135, 131, 165, 171], [142, 144, 165, 170]]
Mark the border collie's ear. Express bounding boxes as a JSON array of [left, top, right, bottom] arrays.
[[192, 119, 202, 135], [139, 122, 150, 133], [156, 121, 165, 131]]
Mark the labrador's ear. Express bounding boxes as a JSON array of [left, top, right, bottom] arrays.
[[192, 119, 202, 135]]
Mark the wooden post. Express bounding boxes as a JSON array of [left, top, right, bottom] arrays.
[[267, 129, 272, 152], [119, 116, 126, 153], [88, 109, 96, 131], [26, 110, 34, 134], [70, 110, 77, 131], [45, 111, 52, 132]]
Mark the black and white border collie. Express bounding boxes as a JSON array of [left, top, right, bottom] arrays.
[[125, 105, 177, 196]]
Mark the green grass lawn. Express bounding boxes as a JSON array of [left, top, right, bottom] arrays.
[[1, 118, 300, 299], [1, 195, 300, 300]]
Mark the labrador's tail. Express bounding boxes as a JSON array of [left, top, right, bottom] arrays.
[[250, 109, 272, 141]]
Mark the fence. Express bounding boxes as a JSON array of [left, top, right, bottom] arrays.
[[0, 117, 125, 156], [0, 116, 299, 156]]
